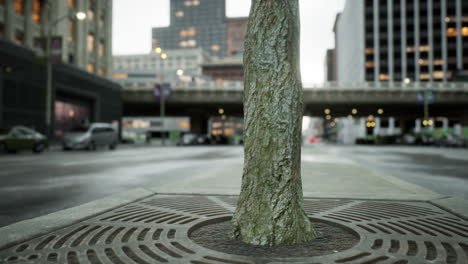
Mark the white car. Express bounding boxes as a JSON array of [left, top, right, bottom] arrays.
[[62, 123, 118, 151]]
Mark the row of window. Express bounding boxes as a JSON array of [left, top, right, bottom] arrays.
[[5, 0, 105, 24], [378, 71, 449, 81], [114, 61, 199, 70], [86, 64, 105, 76]]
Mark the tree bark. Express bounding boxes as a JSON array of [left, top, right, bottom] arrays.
[[232, 0, 316, 246]]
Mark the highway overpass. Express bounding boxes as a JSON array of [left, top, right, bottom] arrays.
[[120, 80, 468, 133]]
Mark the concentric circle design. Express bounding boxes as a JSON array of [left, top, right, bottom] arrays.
[[1, 195, 468, 264]]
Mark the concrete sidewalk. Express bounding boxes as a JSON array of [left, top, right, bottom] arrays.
[[1, 145, 467, 254], [150, 145, 441, 201]]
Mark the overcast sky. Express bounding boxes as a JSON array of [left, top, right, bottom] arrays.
[[112, 0, 346, 84]]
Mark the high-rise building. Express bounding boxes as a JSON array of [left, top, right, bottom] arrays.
[[0, 0, 113, 78], [226, 17, 247, 57], [324, 49, 337, 81], [336, 0, 468, 83], [152, 0, 227, 58]]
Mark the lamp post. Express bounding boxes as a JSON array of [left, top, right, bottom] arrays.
[[44, 5, 86, 136]]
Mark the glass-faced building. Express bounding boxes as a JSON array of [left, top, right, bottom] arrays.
[[336, 0, 468, 83], [152, 0, 227, 58]]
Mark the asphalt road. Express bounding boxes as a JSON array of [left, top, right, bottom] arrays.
[[1, 144, 467, 228], [0, 145, 243, 228], [324, 144, 468, 200]]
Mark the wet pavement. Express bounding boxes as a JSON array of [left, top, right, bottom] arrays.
[[1, 144, 467, 228], [324, 145, 468, 200], [0, 146, 243, 228]]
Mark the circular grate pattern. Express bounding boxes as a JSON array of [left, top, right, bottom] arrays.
[[1, 195, 468, 264]]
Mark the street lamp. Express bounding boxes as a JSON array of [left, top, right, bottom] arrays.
[[45, 7, 86, 136]]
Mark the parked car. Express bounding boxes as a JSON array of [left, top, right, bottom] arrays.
[[0, 126, 48, 154], [435, 134, 465, 148], [177, 133, 198, 146], [62, 123, 118, 151]]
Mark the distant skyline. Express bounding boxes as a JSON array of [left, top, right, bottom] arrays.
[[112, 0, 345, 83]]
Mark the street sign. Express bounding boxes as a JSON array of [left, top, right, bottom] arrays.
[[34, 36, 63, 64], [154, 83, 171, 100], [417, 90, 434, 104]]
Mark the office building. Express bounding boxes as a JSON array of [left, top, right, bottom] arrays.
[[0, 0, 113, 78], [0, 0, 120, 136], [152, 0, 227, 58], [226, 17, 247, 57], [113, 48, 206, 78], [336, 0, 468, 83]]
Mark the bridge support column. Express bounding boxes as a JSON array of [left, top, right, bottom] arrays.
[[415, 119, 422, 133], [188, 110, 209, 135], [373, 118, 381, 136], [358, 118, 366, 138], [442, 118, 449, 131], [461, 108, 468, 127], [389, 117, 395, 135]]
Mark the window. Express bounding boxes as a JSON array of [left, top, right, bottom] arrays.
[[419, 45, 430, 52], [447, 28, 457, 37], [15, 30, 24, 45], [211, 45, 221, 51], [32, 0, 42, 23], [0, 24, 4, 37], [434, 60, 444, 66], [98, 41, 104, 56], [179, 28, 197, 37], [433, 71, 444, 79], [68, 0, 74, 8], [87, 34, 95, 52], [87, 0, 95, 21], [0, 0, 4, 6], [365, 61, 374, 68], [463, 27, 468, 37], [379, 74, 389, 81], [175, 11, 184, 17], [14, 0, 24, 15], [364, 48, 374, 55], [112, 73, 128, 79], [87, 64, 95, 73], [98, 68, 105, 76], [419, 59, 429, 66], [68, 20, 75, 41]]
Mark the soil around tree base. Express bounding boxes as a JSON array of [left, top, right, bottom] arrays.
[[190, 218, 359, 263]]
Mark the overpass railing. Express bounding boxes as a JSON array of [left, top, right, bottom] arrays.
[[119, 80, 244, 91], [304, 81, 468, 91], [120, 79, 468, 92]]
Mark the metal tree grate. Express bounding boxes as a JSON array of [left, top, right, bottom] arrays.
[[1, 195, 468, 264]]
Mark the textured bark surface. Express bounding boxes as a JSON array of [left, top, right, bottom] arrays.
[[232, 0, 316, 246]]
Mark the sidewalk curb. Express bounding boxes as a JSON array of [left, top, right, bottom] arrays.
[[429, 196, 468, 220], [0, 188, 155, 250]]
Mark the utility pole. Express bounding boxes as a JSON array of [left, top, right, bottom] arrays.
[[160, 84, 165, 146], [44, 4, 86, 137]]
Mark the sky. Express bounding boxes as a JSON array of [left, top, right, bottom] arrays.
[[112, 0, 346, 84]]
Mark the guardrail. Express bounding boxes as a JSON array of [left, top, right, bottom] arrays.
[[119, 80, 468, 92]]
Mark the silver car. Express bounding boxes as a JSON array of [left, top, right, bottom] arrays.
[[62, 123, 118, 151]]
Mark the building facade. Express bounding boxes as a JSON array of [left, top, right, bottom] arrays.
[[0, 0, 113, 78], [336, 0, 468, 83], [202, 56, 243, 81], [152, 0, 227, 58], [0, 39, 121, 137], [113, 48, 207, 78], [226, 17, 247, 57]]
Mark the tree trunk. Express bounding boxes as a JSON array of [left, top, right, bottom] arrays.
[[232, 0, 316, 246]]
